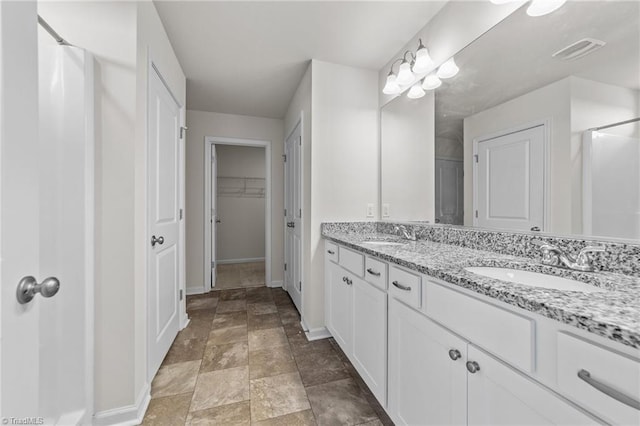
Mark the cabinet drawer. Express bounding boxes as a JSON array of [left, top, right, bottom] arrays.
[[557, 332, 640, 425], [325, 241, 338, 263], [425, 281, 534, 372], [339, 247, 364, 277], [389, 265, 422, 309], [365, 256, 387, 290]]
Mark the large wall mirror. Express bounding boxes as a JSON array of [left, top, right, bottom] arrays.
[[380, 0, 640, 241]]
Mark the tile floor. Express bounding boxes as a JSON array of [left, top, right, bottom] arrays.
[[143, 287, 394, 425], [216, 262, 266, 290]]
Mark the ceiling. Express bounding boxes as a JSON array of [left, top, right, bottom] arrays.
[[433, 0, 640, 141], [154, 1, 447, 119]]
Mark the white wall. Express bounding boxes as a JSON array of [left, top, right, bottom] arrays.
[[216, 145, 266, 262], [185, 110, 284, 291]]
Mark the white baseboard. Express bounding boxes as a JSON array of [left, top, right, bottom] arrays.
[[268, 280, 283, 288], [300, 318, 331, 341], [93, 382, 150, 426], [180, 316, 190, 330], [186, 286, 209, 296], [217, 257, 265, 265]]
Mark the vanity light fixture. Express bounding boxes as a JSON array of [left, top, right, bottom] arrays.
[[412, 39, 433, 74], [422, 73, 442, 90], [407, 80, 426, 99], [382, 58, 403, 95], [437, 57, 459, 79], [526, 0, 567, 17], [396, 52, 416, 85]]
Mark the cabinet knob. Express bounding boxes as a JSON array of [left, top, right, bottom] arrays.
[[466, 361, 480, 374], [448, 349, 461, 361]]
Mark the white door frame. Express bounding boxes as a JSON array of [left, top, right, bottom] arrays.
[[146, 59, 186, 382], [472, 119, 550, 231], [203, 136, 272, 292]]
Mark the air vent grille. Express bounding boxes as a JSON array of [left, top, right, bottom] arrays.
[[552, 38, 606, 61]]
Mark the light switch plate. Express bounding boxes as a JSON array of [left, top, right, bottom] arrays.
[[366, 203, 374, 218]]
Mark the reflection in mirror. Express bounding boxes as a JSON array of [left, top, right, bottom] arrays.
[[380, 0, 639, 241]]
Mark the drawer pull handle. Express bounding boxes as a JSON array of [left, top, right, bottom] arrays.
[[466, 361, 480, 374], [366, 268, 381, 277], [342, 276, 352, 286], [392, 281, 411, 291], [327, 250, 335, 255], [578, 369, 640, 410], [448, 349, 461, 361]]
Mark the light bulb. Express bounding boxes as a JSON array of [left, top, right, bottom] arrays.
[[382, 73, 401, 95], [526, 0, 567, 16], [396, 61, 415, 85], [412, 41, 433, 74], [422, 73, 442, 90], [407, 82, 425, 99], [437, 57, 459, 79]]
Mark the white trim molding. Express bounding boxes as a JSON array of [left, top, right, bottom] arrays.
[[204, 136, 272, 294], [93, 383, 150, 426], [268, 280, 283, 289], [302, 319, 331, 341]]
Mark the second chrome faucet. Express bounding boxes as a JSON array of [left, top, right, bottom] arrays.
[[531, 239, 605, 272], [394, 224, 417, 241]]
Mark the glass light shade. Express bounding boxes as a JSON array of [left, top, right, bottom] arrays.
[[382, 74, 401, 95], [407, 82, 425, 99], [437, 57, 459, 79], [422, 73, 442, 90], [396, 61, 415, 85], [490, 0, 516, 4], [526, 0, 567, 16], [412, 46, 433, 74]]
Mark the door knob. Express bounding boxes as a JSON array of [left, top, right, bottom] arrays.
[[151, 235, 165, 247], [17, 276, 60, 304], [216, 219, 221, 223]]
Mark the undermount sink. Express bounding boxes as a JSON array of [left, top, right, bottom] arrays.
[[361, 240, 405, 247], [465, 267, 606, 293]]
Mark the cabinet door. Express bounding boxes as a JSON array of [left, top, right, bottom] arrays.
[[326, 262, 353, 355], [467, 345, 598, 426], [352, 277, 387, 406], [388, 298, 467, 426]]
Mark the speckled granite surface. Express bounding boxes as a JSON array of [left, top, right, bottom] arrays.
[[321, 223, 640, 349]]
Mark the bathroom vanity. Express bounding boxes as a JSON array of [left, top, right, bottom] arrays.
[[322, 222, 640, 426]]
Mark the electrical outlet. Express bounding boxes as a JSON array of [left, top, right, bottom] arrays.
[[366, 203, 374, 218], [382, 203, 390, 218]]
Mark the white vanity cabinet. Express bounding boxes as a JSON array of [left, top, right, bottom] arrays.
[[324, 241, 387, 405]]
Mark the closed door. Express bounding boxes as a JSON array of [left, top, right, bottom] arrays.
[[147, 64, 181, 378], [284, 122, 302, 312], [467, 345, 598, 425], [1, 5, 93, 422], [210, 145, 218, 288], [388, 298, 467, 426], [475, 125, 545, 231], [435, 158, 464, 225]]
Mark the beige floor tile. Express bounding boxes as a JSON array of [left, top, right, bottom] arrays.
[[142, 393, 192, 425], [217, 262, 265, 290], [212, 311, 247, 329], [295, 348, 350, 387], [250, 372, 310, 422], [219, 288, 247, 301], [249, 345, 297, 379], [162, 337, 207, 366], [201, 341, 249, 372], [186, 400, 251, 425], [247, 302, 277, 315], [151, 360, 201, 398], [187, 296, 218, 311], [176, 319, 213, 342], [217, 299, 247, 313], [251, 409, 317, 426], [191, 366, 250, 412], [208, 325, 248, 346], [247, 312, 282, 331], [306, 378, 377, 426], [248, 327, 288, 352]]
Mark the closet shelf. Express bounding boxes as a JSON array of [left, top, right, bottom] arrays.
[[217, 176, 265, 198]]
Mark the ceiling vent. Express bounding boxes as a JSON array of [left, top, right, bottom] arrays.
[[552, 38, 606, 61]]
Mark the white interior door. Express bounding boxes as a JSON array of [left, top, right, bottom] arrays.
[[2, 4, 93, 423], [435, 158, 464, 225], [284, 123, 302, 313], [475, 125, 545, 231], [210, 145, 218, 288], [148, 64, 181, 378]]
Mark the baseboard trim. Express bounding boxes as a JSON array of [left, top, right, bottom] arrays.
[[93, 382, 150, 426], [268, 280, 283, 288], [217, 257, 265, 265], [300, 319, 331, 341], [186, 286, 209, 296]]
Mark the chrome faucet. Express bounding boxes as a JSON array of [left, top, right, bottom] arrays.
[[394, 224, 417, 241], [531, 240, 605, 272]]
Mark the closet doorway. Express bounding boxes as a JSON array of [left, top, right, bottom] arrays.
[[204, 137, 271, 291]]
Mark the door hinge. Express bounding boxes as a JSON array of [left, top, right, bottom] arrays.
[[211, 261, 215, 269], [299, 281, 302, 290], [284, 208, 287, 217], [284, 263, 287, 271], [299, 209, 302, 218], [180, 126, 188, 139], [474, 154, 479, 163], [298, 136, 302, 146], [179, 208, 183, 220], [179, 289, 183, 301], [283, 154, 287, 162], [475, 210, 478, 218]]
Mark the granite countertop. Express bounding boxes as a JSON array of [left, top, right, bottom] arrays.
[[322, 230, 640, 349]]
